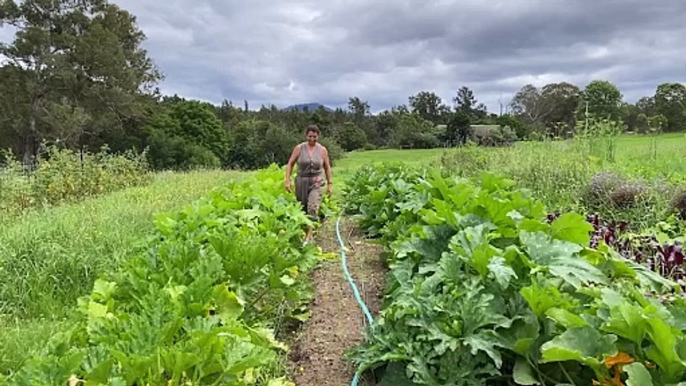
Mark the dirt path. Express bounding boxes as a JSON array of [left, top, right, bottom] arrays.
[[287, 217, 386, 386]]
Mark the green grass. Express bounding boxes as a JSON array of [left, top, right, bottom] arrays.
[[336, 133, 686, 172], [335, 148, 445, 172], [0, 169, 245, 319], [0, 169, 245, 372]]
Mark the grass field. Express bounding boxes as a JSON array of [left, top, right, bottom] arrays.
[[336, 133, 686, 174]]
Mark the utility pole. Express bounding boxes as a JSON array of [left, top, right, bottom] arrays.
[[585, 100, 589, 132], [499, 92, 503, 116]]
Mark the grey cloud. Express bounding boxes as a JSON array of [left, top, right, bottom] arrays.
[[104, 0, 686, 112]]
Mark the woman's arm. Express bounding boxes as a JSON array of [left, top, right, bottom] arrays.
[[285, 145, 301, 192], [322, 146, 333, 187]]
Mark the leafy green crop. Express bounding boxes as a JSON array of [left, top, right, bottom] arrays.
[[1, 165, 326, 386], [344, 163, 686, 386]]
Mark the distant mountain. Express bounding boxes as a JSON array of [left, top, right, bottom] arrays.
[[283, 103, 334, 112]]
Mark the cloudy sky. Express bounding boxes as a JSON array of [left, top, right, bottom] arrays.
[[4, 0, 685, 113]]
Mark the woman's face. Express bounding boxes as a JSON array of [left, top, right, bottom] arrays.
[[306, 131, 319, 144]]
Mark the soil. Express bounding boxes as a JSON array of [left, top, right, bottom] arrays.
[[286, 217, 387, 386]]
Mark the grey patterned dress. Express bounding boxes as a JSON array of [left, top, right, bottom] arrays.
[[295, 142, 325, 221]]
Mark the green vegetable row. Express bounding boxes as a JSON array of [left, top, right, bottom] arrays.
[[2, 165, 325, 386], [343, 163, 686, 386]]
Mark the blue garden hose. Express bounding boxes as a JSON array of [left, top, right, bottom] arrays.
[[335, 216, 374, 386]]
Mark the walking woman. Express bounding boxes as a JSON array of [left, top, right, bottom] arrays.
[[285, 124, 333, 244]]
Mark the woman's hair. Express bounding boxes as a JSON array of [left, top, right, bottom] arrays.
[[306, 124, 320, 135]]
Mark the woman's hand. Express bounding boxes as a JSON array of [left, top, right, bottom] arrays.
[[285, 179, 292, 193], [327, 183, 333, 196]]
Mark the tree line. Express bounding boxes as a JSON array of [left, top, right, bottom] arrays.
[[1, 0, 685, 171]]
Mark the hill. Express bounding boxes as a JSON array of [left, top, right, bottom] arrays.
[[283, 103, 334, 112]]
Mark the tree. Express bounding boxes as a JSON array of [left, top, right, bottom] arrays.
[[391, 104, 410, 115], [215, 99, 245, 125], [454, 86, 487, 120], [336, 122, 367, 151], [0, 0, 161, 163], [541, 82, 580, 134], [393, 113, 439, 149], [636, 113, 650, 134], [510, 84, 552, 129], [648, 114, 668, 133], [580, 80, 623, 121], [496, 114, 531, 140], [621, 103, 641, 133], [374, 110, 399, 146], [655, 83, 686, 132], [0, 65, 31, 155], [445, 111, 471, 146], [254, 122, 300, 165], [408, 91, 449, 125], [142, 99, 231, 169], [636, 96, 656, 117], [348, 97, 370, 118], [348, 96, 376, 143], [167, 100, 231, 164]]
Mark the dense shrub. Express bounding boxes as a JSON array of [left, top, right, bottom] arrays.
[[336, 122, 367, 151], [582, 172, 624, 207], [142, 100, 232, 169], [393, 114, 440, 149], [671, 189, 686, 220], [470, 125, 516, 147], [0, 145, 151, 215], [144, 128, 221, 170], [582, 172, 651, 210], [579, 171, 683, 229], [318, 137, 345, 167], [496, 114, 532, 140], [610, 181, 649, 209]]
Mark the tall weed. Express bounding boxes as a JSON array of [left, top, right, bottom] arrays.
[[0, 145, 151, 216], [437, 131, 686, 228]]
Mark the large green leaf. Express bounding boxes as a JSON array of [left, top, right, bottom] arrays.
[[521, 231, 608, 289], [213, 284, 245, 323], [550, 212, 594, 246], [513, 358, 540, 385], [540, 326, 618, 369], [600, 302, 647, 344], [625, 363, 654, 386], [499, 312, 540, 356], [644, 317, 686, 382], [488, 256, 518, 289], [463, 330, 504, 368], [520, 281, 578, 317], [546, 308, 588, 329]]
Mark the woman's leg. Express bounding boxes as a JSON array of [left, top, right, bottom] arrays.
[[305, 184, 323, 242]]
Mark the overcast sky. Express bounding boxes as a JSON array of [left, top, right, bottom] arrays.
[[3, 1, 686, 113]]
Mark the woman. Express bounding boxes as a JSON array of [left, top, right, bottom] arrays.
[[285, 124, 333, 244]]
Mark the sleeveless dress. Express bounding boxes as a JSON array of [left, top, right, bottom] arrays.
[[295, 142, 325, 221]]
